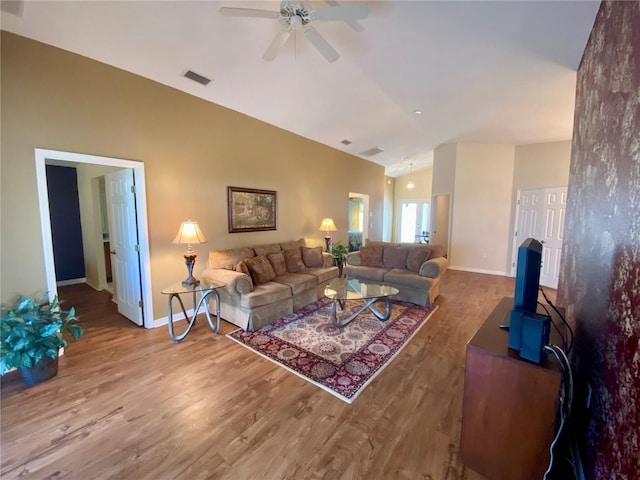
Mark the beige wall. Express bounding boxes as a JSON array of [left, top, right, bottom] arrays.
[[0, 32, 385, 320], [450, 143, 516, 274], [382, 176, 395, 241], [432, 143, 457, 195], [513, 140, 571, 190]]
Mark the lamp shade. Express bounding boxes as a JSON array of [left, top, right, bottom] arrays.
[[173, 220, 207, 245], [319, 218, 337, 233]]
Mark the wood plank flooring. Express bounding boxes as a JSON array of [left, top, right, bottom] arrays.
[[1, 271, 525, 479]]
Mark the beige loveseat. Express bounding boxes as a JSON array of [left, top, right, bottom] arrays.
[[344, 240, 448, 306], [200, 238, 338, 331]]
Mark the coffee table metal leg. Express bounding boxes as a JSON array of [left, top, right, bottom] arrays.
[[200, 289, 221, 333], [331, 297, 393, 328], [167, 293, 197, 342]]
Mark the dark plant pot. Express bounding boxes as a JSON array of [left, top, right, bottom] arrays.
[[19, 354, 59, 386]]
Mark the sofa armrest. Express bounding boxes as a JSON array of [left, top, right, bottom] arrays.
[[419, 256, 449, 278], [346, 251, 362, 266], [201, 268, 253, 295], [322, 252, 334, 268]]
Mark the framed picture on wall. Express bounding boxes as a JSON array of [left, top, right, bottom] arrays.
[[227, 187, 277, 233]]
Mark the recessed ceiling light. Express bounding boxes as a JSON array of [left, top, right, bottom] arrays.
[[413, 110, 422, 115]]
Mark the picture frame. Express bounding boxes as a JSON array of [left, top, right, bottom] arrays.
[[227, 187, 277, 233]]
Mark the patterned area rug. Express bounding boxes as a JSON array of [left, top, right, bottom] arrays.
[[227, 297, 437, 403]]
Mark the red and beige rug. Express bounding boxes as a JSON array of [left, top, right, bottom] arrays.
[[227, 297, 437, 403]]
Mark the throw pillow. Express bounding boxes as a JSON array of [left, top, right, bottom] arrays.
[[383, 246, 409, 269], [234, 261, 254, 290], [359, 245, 384, 267], [244, 254, 277, 284], [283, 248, 306, 273], [406, 248, 432, 272], [267, 252, 287, 276], [301, 246, 323, 268]]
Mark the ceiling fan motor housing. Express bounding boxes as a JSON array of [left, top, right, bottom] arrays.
[[280, 2, 311, 25]]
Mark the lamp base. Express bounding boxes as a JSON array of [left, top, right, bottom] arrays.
[[182, 253, 199, 286], [324, 236, 333, 253]]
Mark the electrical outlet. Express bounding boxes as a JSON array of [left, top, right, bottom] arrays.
[[586, 383, 593, 409]]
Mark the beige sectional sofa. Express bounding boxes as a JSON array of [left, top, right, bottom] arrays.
[[344, 240, 448, 306], [200, 238, 338, 331]]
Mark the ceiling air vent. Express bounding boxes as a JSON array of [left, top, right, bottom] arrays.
[[184, 70, 211, 86], [340, 139, 352, 146], [359, 146, 385, 158]]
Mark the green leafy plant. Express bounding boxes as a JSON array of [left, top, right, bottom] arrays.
[[0, 293, 83, 374], [332, 241, 348, 263]]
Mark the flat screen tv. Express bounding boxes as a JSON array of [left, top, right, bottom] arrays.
[[506, 238, 550, 362], [513, 237, 543, 313]]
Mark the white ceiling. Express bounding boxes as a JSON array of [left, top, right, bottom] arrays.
[[1, 0, 599, 176]]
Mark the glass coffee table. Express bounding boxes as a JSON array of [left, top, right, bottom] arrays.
[[161, 279, 225, 342], [324, 278, 399, 328]]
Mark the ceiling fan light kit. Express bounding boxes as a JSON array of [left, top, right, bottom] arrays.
[[219, 1, 368, 63]]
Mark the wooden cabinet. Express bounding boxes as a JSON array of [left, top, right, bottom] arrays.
[[460, 297, 563, 480]]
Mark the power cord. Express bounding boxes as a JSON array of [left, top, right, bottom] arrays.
[[539, 287, 574, 354], [542, 344, 574, 480], [537, 301, 567, 352]]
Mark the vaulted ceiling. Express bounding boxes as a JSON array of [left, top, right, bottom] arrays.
[[1, 0, 600, 176]]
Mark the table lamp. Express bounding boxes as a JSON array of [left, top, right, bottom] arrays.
[[319, 217, 337, 252], [173, 219, 207, 286]]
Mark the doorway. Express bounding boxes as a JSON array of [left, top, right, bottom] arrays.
[[512, 186, 567, 289], [35, 149, 154, 328], [348, 192, 369, 251]]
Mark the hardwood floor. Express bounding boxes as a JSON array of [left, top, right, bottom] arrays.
[[1, 271, 523, 479]]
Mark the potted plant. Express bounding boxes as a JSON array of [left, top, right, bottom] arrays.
[[332, 241, 349, 277], [0, 292, 83, 385]]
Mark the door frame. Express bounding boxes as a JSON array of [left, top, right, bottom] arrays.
[[35, 148, 154, 328]]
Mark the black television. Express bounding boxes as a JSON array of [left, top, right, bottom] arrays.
[[507, 238, 551, 363]]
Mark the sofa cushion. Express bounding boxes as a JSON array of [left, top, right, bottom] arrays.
[[267, 252, 287, 276], [359, 246, 384, 267], [301, 246, 323, 268], [274, 272, 317, 295], [384, 268, 434, 289], [208, 247, 255, 270], [235, 261, 251, 277], [383, 246, 409, 269], [279, 238, 306, 251], [284, 247, 306, 273], [344, 265, 387, 283], [240, 282, 292, 309], [254, 243, 282, 256], [406, 248, 432, 272], [245, 255, 277, 284], [304, 266, 340, 284]]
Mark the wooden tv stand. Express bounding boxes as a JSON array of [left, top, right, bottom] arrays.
[[460, 297, 563, 480]]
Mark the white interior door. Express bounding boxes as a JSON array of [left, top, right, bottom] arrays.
[[540, 187, 567, 289], [106, 169, 143, 325], [512, 187, 567, 289]]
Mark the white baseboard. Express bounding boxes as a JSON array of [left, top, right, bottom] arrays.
[[153, 308, 195, 329], [56, 277, 87, 287], [448, 266, 508, 276]]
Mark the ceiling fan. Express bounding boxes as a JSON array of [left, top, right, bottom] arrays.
[[219, 1, 368, 63]]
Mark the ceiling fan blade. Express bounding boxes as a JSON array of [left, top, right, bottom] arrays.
[[310, 3, 368, 22], [323, 0, 364, 31], [303, 26, 340, 62], [263, 30, 293, 61], [218, 7, 280, 19]]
